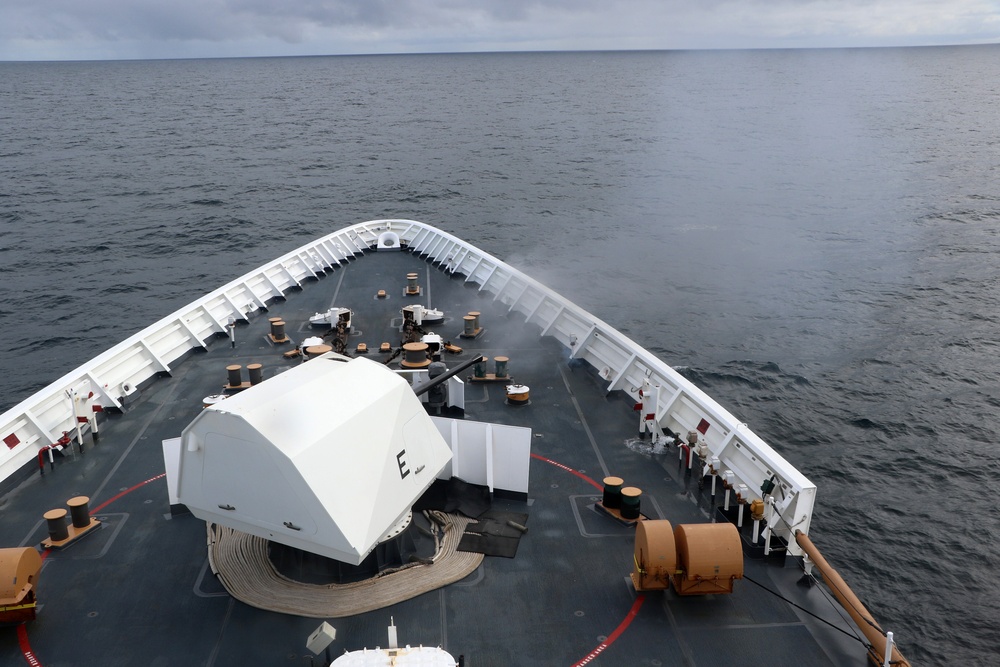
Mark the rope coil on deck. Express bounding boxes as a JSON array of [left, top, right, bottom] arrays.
[[206, 512, 483, 618]]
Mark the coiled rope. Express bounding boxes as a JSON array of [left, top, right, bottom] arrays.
[[206, 512, 483, 618]]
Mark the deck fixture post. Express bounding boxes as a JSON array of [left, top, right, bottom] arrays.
[[883, 632, 894, 667], [686, 430, 699, 470], [764, 496, 774, 556], [68, 389, 84, 451], [736, 484, 748, 528], [91, 403, 100, 441]]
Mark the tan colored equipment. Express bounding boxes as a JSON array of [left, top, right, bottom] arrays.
[[631, 520, 743, 596], [0, 547, 43, 623], [631, 520, 677, 591], [673, 523, 743, 595]]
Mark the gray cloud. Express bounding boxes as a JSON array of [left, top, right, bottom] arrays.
[[1, 0, 997, 60]]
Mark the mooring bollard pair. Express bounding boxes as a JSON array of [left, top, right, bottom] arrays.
[[42, 496, 101, 549]]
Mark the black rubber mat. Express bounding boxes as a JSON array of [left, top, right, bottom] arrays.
[[458, 510, 529, 558], [414, 476, 492, 518]]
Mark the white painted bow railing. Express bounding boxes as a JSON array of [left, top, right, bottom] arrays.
[[392, 219, 816, 554], [0, 219, 815, 555], [0, 224, 374, 484]]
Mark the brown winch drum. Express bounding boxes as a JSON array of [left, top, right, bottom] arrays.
[[494, 356, 509, 378], [226, 365, 242, 387], [474, 356, 490, 378], [247, 363, 263, 385], [463, 315, 477, 337], [67, 496, 92, 529], [400, 342, 431, 368], [44, 508, 69, 542], [468, 311, 481, 329], [631, 519, 677, 591], [602, 476, 624, 509], [270, 320, 286, 339], [406, 273, 419, 293], [0, 547, 43, 623], [620, 487, 642, 520], [672, 522, 744, 595]]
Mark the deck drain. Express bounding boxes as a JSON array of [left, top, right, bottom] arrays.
[[574, 610, 585, 617], [88, 611, 98, 618]]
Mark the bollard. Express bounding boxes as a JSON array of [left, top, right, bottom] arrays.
[[400, 342, 431, 368], [270, 320, 286, 340], [44, 509, 69, 542], [602, 476, 624, 509], [67, 496, 92, 529], [406, 273, 420, 295], [620, 487, 642, 520]]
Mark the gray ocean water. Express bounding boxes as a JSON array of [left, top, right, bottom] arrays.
[[2, 47, 999, 665]]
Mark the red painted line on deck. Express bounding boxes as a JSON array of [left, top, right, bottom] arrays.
[[570, 594, 646, 666], [530, 453, 603, 490], [529, 454, 645, 665], [92, 472, 166, 513], [17, 624, 43, 667], [19, 472, 167, 666]]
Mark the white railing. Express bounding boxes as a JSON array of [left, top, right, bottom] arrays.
[[0, 219, 815, 554], [0, 221, 386, 483], [389, 219, 816, 555]]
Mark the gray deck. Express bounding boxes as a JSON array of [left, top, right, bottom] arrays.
[[1, 248, 870, 666]]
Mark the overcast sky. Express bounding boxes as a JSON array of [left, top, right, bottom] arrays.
[[2, 0, 998, 61]]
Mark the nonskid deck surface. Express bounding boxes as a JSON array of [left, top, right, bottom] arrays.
[[1, 249, 866, 666]]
